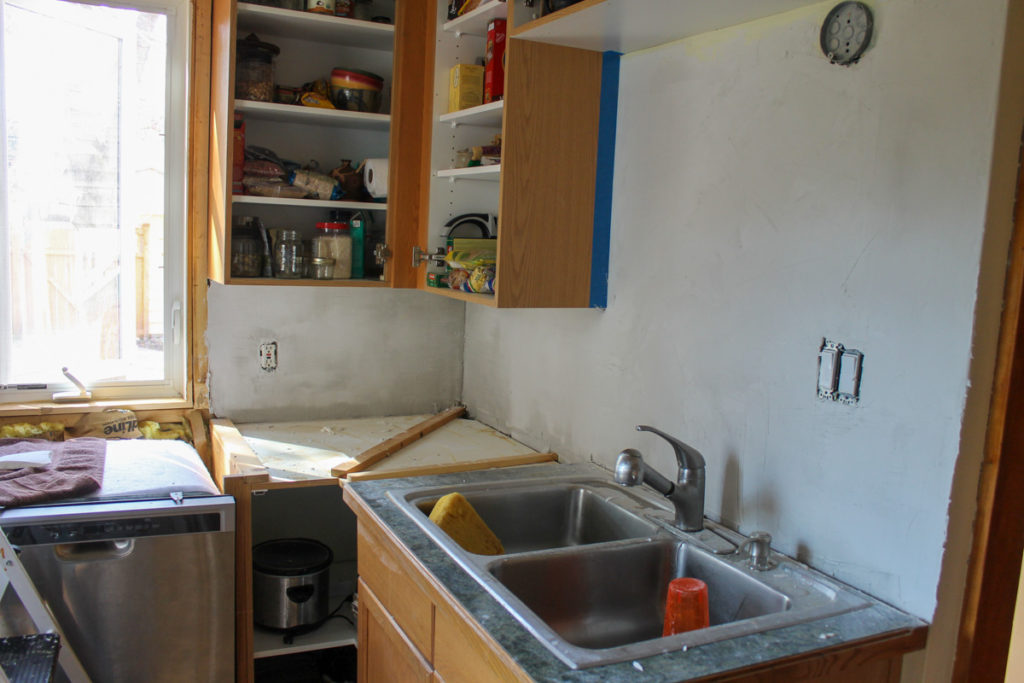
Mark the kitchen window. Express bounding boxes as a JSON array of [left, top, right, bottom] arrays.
[[0, 0, 190, 404]]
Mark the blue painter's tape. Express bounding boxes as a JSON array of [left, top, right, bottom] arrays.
[[589, 51, 619, 309]]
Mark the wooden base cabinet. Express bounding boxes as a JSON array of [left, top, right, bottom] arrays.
[[358, 579, 432, 683], [351, 502, 531, 683]]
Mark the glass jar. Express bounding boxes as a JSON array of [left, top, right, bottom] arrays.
[[230, 224, 262, 277], [235, 34, 279, 102], [274, 229, 304, 278], [312, 221, 352, 279], [311, 257, 335, 280]]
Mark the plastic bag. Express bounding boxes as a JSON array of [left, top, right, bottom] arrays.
[[290, 169, 342, 200]]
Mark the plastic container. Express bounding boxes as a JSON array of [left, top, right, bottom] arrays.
[[274, 229, 304, 279], [235, 34, 279, 102], [313, 222, 352, 279], [662, 577, 709, 636], [330, 68, 384, 112], [230, 223, 262, 277]]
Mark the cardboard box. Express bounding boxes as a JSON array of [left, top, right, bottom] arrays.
[[449, 64, 484, 113], [484, 19, 506, 104]]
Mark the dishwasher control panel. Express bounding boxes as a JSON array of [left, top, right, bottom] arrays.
[[3, 512, 223, 545]]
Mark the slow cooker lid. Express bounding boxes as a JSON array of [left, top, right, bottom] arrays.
[[253, 538, 333, 576]]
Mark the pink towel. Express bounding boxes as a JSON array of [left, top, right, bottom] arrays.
[[0, 438, 106, 507]]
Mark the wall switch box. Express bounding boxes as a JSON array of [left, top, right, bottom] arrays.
[[818, 339, 842, 400], [837, 349, 863, 404]]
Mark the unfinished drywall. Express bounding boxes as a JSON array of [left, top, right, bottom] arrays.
[[207, 285, 465, 423], [465, 0, 1012, 667]]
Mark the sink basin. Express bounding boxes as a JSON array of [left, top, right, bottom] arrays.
[[487, 539, 789, 650], [405, 480, 659, 553], [388, 472, 872, 669]]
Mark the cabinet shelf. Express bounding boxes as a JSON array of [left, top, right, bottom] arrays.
[[235, 99, 391, 129], [253, 599, 356, 659], [439, 100, 504, 128], [443, 0, 507, 37], [225, 277, 387, 288], [426, 287, 497, 306], [436, 165, 501, 181], [232, 195, 388, 211], [237, 2, 394, 49], [510, 0, 824, 53]]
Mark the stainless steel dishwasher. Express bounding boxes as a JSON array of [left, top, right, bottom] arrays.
[[0, 441, 234, 682]]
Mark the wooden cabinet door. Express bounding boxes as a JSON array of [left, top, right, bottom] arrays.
[[358, 579, 432, 683]]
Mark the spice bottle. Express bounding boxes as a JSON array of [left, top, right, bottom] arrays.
[[312, 221, 352, 279], [274, 229, 304, 278], [335, 0, 354, 16]]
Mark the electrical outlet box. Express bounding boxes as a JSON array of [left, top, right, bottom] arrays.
[[259, 342, 277, 371]]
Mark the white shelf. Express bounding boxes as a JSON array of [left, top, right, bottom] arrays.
[[436, 165, 501, 181], [237, 3, 394, 49], [253, 603, 356, 659], [233, 195, 388, 211], [235, 100, 390, 130], [443, 0, 507, 37], [439, 100, 504, 128], [510, 0, 824, 53]]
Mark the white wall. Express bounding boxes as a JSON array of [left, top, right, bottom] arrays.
[[206, 285, 465, 423], [464, 1, 1015, 678]]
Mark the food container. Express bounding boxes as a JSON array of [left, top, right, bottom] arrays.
[[313, 222, 352, 279], [306, 0, 335, 13], [230, 222, 262, 277], [253, 539, 333, 630], [273, 229, 304, 279], [311, 257, 335, 280], [235, 34, 279, 102], [330, 68, 384, 112]]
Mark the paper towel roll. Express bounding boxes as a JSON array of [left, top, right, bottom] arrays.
[[364, 158, 389, 198]]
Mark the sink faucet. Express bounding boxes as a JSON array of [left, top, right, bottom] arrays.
[[614, 425, 706, 532]]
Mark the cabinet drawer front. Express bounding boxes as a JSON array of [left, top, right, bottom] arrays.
[[358, 518, 435, 661], [358, 579, 432, 683]]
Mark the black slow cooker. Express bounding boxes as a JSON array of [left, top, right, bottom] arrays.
[[253, 538, 333, 630]]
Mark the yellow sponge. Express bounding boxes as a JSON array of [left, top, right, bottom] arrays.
[[428, 492, 504, 555]]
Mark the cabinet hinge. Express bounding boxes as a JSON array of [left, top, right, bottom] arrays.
[[373, 243, 392, 266], [412, 245, 446, 269]]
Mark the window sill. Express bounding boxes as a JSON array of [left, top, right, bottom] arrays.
[[0, 397, 193, 419]]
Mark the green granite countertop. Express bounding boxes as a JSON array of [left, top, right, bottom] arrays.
[[346, 463, 928, 682]]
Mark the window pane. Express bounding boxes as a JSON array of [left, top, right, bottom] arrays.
[[2, 0, 168, 386]]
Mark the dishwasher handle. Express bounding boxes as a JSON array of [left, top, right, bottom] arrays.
[[54, 539, 135, 562]]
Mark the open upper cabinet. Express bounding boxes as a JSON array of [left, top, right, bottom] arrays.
[[208, 0, 430, 288]]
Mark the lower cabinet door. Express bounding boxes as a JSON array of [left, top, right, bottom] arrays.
[[358, 578, 432, 683]]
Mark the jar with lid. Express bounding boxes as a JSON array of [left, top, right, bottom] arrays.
[[311, 257, 335, 280], [274, 229, 304, 278], [230, 221, 262, 277], [312, 221, 352, 279], [235, 34, 279, 102]]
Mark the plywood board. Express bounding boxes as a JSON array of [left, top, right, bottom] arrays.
[[235, 415, 537, 482]]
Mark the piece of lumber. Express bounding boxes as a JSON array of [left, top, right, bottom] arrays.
[[345, 452, 558, 482], [331, 406, 466, 477]]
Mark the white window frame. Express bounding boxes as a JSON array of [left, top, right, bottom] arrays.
[[0, 0, 191, 405]]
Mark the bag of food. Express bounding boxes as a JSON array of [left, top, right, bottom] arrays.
[[290, 168, 341, 200]]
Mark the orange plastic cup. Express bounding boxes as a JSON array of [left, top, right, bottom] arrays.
[[663, 577, 710, 636]]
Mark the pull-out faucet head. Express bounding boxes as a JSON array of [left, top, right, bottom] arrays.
[[614, 448, 645, 486]]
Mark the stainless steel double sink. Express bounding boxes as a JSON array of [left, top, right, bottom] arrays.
[[387, 474, 870, 669]]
